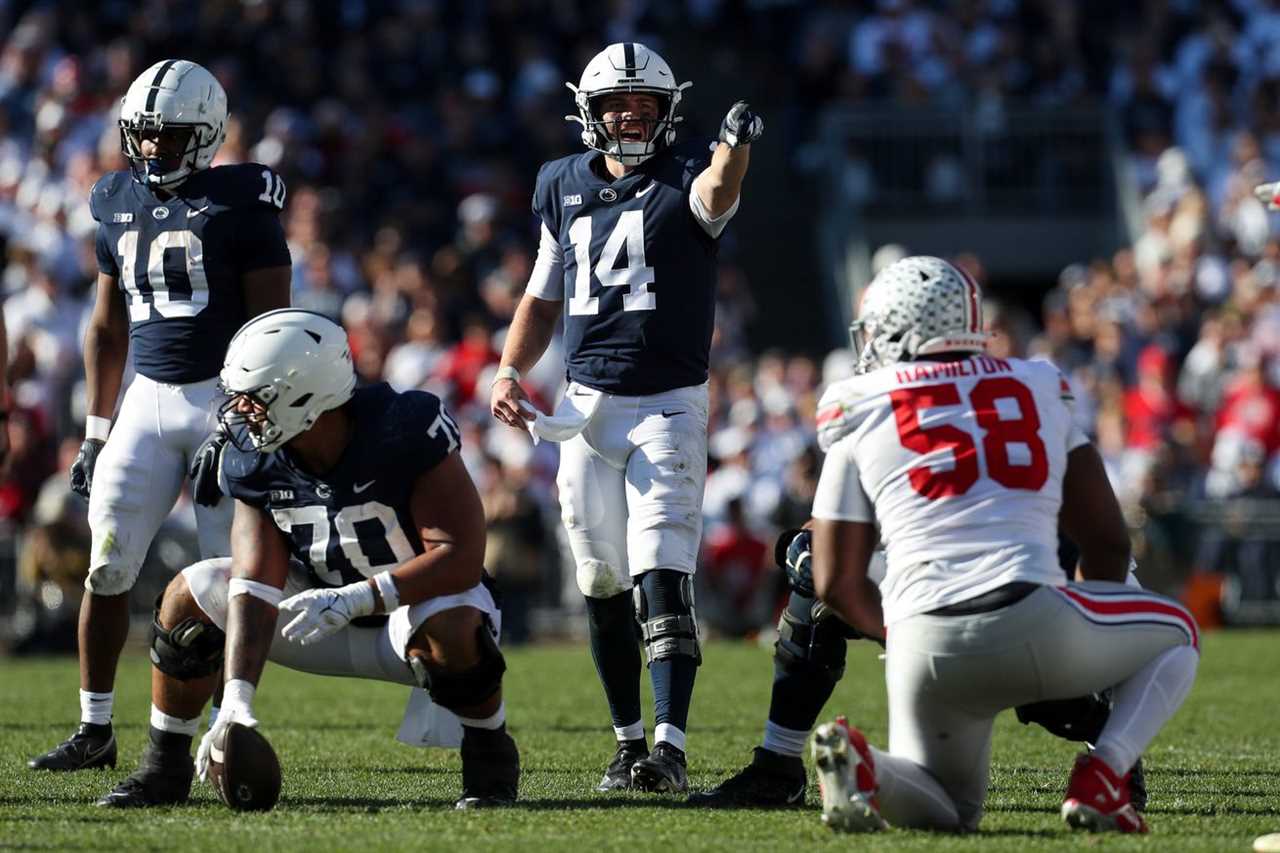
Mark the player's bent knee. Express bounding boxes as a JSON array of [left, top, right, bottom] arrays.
[[577, 559, 630, 599], [406, 606, 484, 669], [634, 568, 701, 665], [774, 592, 848, 684], [149, 590, 225, 681], [84, 560, 143, 596], [408, 622, 507, 713]]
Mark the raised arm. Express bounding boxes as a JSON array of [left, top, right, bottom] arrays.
[[691, 101, 763, 219]]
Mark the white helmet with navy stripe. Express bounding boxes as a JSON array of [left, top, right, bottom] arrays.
[[119, 59, 228, 189], [567, 42, 690, 166], [218, 309, 356, 453], [850, 256, 991, 373]]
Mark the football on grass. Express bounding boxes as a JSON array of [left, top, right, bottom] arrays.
[[207, 722, 282, 811]]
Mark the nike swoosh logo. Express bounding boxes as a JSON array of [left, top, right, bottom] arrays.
[[636, 181, 656, 198], [187, 205, 210, 218], [1095, 770, 1122, 801], [787, 787, 804, 804], [353, 480, 375, 494], [661, 410, 683, 418]]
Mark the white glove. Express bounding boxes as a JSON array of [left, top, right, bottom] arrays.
[[1255, 182, 1280, 210], [279, 581, 376, 645], [196, 680, 258, 782]]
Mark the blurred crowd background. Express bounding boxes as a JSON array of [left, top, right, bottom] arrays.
[[4, 0, 1280, 652]]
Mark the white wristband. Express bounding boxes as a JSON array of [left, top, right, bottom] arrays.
[[222, 678, 256, 711], [490, 365, 521, 387], [86, 416, 111, 442], [229, 577, 285, 607], [372, 571, 400, 612]]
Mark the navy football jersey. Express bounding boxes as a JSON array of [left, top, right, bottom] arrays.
[[90, 163, 292, 384], [532, 140, 722, 395], [222, 384, 462, 589]]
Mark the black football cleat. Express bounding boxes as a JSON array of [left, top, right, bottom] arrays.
[[630, 741, 687, 793], [97, 749, 195, 808], [688, 747, 807, 808], [1129, 757, 1147, 813], [28, 723, 117, 772], [596, 739, 648, 792], [456, 727, 520, 809]]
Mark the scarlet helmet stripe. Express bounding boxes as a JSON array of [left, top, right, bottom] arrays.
[[1057, 586, 1199, 650]]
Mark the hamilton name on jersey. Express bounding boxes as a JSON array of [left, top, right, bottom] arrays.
[[90, 163, 291, 384], [221, 384, 462, 589], [533, 140, 724, 396]]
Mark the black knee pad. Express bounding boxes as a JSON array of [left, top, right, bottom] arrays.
[[634, 569, 701, 666], [149, 605, 225, 681], [774, 592, 849, 684], [409, 623, 507, 713], [1015, 690, 1111, 744]]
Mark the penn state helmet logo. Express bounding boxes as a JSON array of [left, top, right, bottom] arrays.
[[598, 187, 618, 203]]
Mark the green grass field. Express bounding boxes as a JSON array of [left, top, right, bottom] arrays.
[[2, 631, 1277, 851]]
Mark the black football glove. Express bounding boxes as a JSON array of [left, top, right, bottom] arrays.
[[775, 528, 814, 598], [190, 427, 229, 507], [70, 438, 105, 499], [718, 100, 763, 149]]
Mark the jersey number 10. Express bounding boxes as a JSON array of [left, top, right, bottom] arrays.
[[890, 377, 1049, 500], [116, 230, 208, 322]]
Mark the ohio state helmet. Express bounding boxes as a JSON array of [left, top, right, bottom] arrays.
[[850, 256, 991, 372]]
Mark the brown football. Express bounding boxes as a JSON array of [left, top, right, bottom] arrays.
[[207, 722, 282, 811]]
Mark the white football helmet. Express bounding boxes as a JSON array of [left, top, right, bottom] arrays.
[[566, 42, 690, 165], [119, 59, 228, 188], [850, 256, 991, 373], [219, 310, 356, 453]]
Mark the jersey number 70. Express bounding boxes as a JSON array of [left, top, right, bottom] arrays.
[[890, 377, 1048, 500]]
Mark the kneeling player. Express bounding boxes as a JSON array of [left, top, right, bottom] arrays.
[[99, 309, 518, 809], [690, 531, 1147, 810]]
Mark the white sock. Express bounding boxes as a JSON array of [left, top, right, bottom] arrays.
[[459, 702, 506, 730], [1094, 645, 1199, 776], [150, 704, 200, 736], [762, 720, 808, 758], [80, 690, 113, 726], [654, 723, 685, 752], [613, 721, 644, 742]]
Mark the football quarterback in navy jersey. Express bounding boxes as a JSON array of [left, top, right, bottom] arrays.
[[98, 310, 518, 809], [29, 60, 292, 773], [490, 42, 763, 793]]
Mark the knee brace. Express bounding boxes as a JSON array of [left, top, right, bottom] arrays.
[[634, 569, 701, 666], [149, 598, 225, 681], [774, 592, 850, 684], [409, 623, 507, 713]]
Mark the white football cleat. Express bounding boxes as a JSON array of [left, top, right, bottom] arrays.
[[811, 716, 887, 833], [1255, 182, 1280, 210]]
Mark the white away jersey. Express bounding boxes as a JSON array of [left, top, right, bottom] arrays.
[[812, 355, 1089, 624]]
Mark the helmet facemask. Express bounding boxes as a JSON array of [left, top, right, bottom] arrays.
[[120, 117, 217, 189], [569, 85, 684, 165]]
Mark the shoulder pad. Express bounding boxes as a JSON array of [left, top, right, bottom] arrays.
[[88, 171, 132, 223], [221, 436, 269, 485], [1024, 356, 1076, 408], [197, 163, 287, 212], [815, 376, 871, 453]]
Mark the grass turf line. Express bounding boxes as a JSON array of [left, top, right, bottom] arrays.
[[2, 630, 1277, 851]]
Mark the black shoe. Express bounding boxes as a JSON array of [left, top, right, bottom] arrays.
[[28, 723, 117, 772], [97, 749, 194, 808], [688, 747, 806, 808], [596, 739, 648, 792], [456, 727, 520, 809], [630, 742, 687, 793], [1129, 757, 1147, 813]]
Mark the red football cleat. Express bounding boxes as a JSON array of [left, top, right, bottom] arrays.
[[1061, 752, 1148, 833], [811, 716, 886, 833]]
